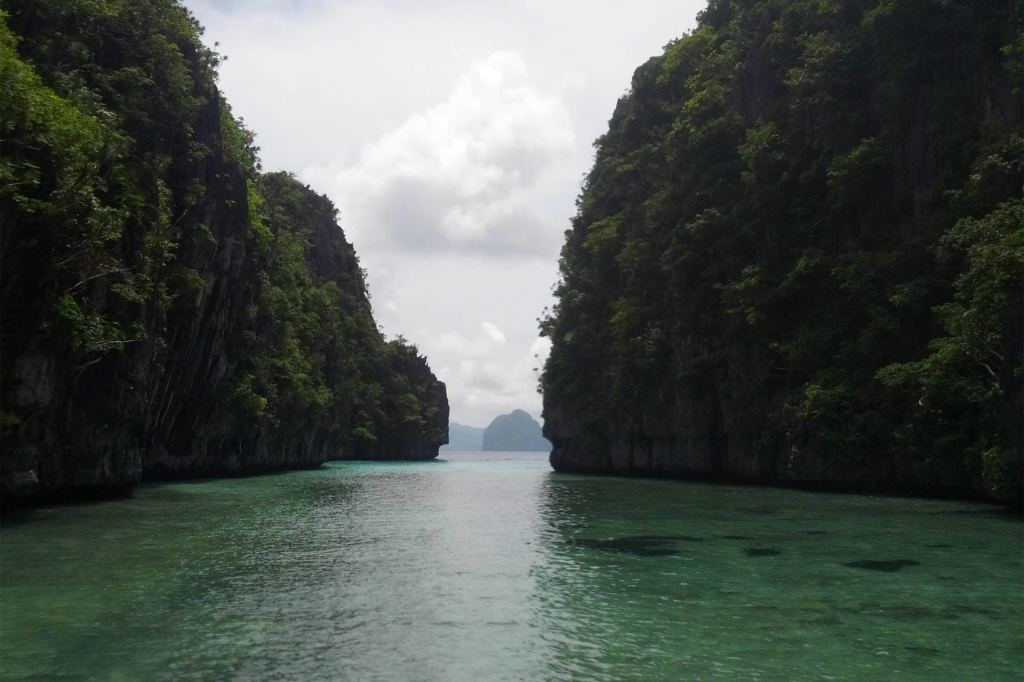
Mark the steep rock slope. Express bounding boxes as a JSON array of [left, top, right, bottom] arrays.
[[541, 0, 1022, 505], [0, 0, 446, 504]]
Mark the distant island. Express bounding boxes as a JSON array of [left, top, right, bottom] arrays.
[[482, 410, 551, 452], [440, 410, 551, 452], [441, 423, 486, 452]]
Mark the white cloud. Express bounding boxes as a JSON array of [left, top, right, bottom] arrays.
[[481, 321, 506, 345], [402, 317, 547, 426], [529, 336, 551, 369], [437, 337, 547, 427], [430, 321, 507, 358], [307, 51, 574, 257]]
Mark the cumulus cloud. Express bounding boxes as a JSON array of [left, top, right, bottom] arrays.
[[431, 321, 507, 358], [481, 321, 506, 345], [308, 51, 574, 257], [529, 336, 551, 369], [442, 337, 547, 426], [404, 318, 547, 426]]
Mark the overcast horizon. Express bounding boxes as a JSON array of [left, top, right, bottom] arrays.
[[186, 0, 705, 427]]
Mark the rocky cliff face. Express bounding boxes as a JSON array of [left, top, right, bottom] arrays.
[[541, 0, 1022, 506], [0, 0, 448, 505], [545, 390, 971, 495]]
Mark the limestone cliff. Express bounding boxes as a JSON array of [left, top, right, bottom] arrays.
[[541, 0, 1022, 506], [0, 0, 447, 505]]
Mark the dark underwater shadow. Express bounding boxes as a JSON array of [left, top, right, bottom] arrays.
[[844, 559, 921, 572], [569, 535, 698, 557], [745, 548, 783, 557], [926, 507, 1022, 522]]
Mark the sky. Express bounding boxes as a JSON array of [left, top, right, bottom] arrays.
[[186, 0, 705, 427]]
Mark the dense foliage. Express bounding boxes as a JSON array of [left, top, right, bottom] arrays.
[[541, 0, 1022, 504], [0, 0, 446, 501]]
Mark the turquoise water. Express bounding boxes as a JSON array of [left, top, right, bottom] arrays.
[[1, 452, 1021, 680]]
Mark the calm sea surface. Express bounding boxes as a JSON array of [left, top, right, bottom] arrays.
[[1, 452, 1021, 680]]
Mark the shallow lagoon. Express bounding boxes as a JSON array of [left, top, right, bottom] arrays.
[[2, 452, 1021, 680]]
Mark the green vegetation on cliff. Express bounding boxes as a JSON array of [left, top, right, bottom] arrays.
[[541, 0, 1022, 504], [0, 0, 447, 502]]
